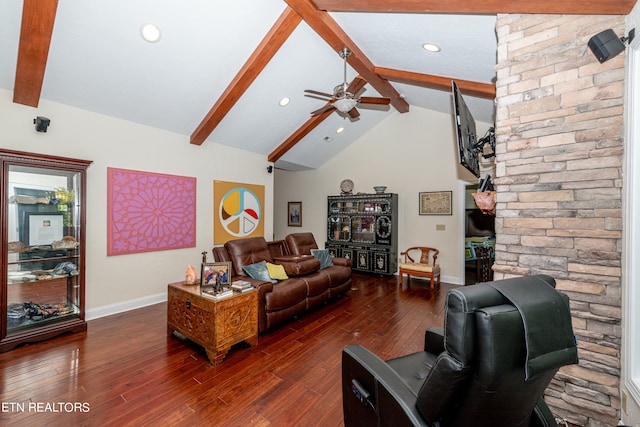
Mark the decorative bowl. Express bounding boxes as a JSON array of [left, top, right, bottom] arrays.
[[373, 186, 387, 194]]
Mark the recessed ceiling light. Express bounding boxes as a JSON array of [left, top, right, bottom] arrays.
[[279, 97, 290, 107], [324, 136, 333, 142], [141, 23, 161, 43], [422, 42, 441, 52], [336, 127, 344, 134]]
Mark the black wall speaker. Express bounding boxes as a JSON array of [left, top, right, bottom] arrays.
[[33, 116, 51, 132], [588, 29, 626, 63]]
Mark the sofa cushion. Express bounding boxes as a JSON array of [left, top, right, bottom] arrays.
[[243, 261, 277, 283], [311, 249, 334, 269], [265, 278, 308, 312], [225, 236, 273, 276], [285, 232, 318, 255], [299, 271, 330, 297], [323, 265, 352, 288], [399, 262, 437, 273], [266, 262, 289, 281]]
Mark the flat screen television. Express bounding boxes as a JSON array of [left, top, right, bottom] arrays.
[[452, 81, 480, 178]]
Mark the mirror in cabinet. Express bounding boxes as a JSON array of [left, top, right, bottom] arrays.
[[1, 149, 91, 352], [328, 216, 351, 242], [351, 216, 375, 243]]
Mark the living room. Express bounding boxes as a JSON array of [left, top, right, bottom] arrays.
[[2, 1, 640, 426]]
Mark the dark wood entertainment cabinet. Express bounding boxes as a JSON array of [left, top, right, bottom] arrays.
[[325, 193, 398, 275]]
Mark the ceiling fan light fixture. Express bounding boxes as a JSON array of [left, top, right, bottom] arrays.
[[334, 98, 357, 113], [422, 42, 440, 52]]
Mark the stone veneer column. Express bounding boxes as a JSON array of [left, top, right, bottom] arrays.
[[494, 14, 625, 427]]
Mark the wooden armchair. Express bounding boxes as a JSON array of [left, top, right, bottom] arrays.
[[398, 247, 441, 287]]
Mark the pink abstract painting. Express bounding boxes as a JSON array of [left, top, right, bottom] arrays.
[[107, 168, 196, 256]]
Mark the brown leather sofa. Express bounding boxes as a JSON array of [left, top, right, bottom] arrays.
[[212, 233, 352, 333]]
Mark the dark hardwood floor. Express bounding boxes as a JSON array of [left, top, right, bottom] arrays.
[[0, 273, 454, 426]]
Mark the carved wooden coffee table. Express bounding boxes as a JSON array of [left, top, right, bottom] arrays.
[[167, 281, 258, 365]]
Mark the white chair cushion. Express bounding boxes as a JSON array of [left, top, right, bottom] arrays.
[[400, 263, 438, 273]]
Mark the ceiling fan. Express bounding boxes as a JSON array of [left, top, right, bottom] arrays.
[[305, 48, 390, 119]]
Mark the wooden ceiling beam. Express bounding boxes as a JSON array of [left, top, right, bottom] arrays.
[[13, 0, 58, 107], [376, 67, 496, 99], [190, 7, 301, 146], [269, 75, 368, 163], [284, 0, 410, 114], [268, 107, 334, 163], [311, 0, 637, 15]]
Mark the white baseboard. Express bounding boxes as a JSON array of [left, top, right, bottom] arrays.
[[86, 292, 166, 321]]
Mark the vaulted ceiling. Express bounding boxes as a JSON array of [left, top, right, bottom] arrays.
[[1, 0, 636, 170]]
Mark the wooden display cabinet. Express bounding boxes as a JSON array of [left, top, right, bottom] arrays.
[[1, 149, 92, 352], [325, 193, 398, 275]]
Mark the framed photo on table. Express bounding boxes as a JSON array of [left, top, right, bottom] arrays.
[[200, 262, 231, 287], [419, 191, 452, 215], [288, 202, 302, 226]]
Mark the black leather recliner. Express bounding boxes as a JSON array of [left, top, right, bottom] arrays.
[[342, 275, 578, 427]]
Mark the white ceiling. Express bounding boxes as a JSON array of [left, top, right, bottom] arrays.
[[0, 0, 497, 170]]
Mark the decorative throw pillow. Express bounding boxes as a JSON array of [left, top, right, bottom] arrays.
[[311, 249, 334, 269], [243, 261, 277, 283], [266, 262, 289, 281]]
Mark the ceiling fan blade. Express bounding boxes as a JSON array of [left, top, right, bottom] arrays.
[[347, 76, 367, 95], [359, 96, 391, 105], [305, 89, 334, 98], [347, 107, 360, 119], [305, 93, 334, 102], [310, 104, 335, 116]]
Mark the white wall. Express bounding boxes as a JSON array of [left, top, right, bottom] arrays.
[[275, 106, 492, 284], [0, 88, 273, 318]]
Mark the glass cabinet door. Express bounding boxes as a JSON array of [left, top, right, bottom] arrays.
[[6, 165, 82, 334], [2, 149, 90, 352], [351, 216, 375, 243], [328, 216, 351, 242]]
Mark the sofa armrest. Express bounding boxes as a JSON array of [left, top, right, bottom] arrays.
[[342, 345, 425, 427], [331, 256, 352, 268], [425, 327, 444, 354], [273, 255, 320, 276], [232, 276, 273, 293]]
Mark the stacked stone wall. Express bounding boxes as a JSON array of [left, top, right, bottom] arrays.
[[494, 14, 625, 426]]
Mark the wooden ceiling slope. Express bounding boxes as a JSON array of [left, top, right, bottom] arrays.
[[13, 0, 58, 107], [265, 0, 637, 162], [284, 0, 409, 114], [12, 0, 638, 164], [311, 0, 637, 15], [268, 75, 367, 163], [190, 7, 302, 146]]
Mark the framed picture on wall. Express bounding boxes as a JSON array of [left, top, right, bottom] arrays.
[[419, 191, 452, 215], [288, 202, 302, 226]]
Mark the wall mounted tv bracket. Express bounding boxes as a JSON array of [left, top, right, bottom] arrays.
[[474, 127, 496, 160], [479, 174, 494, 192]]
